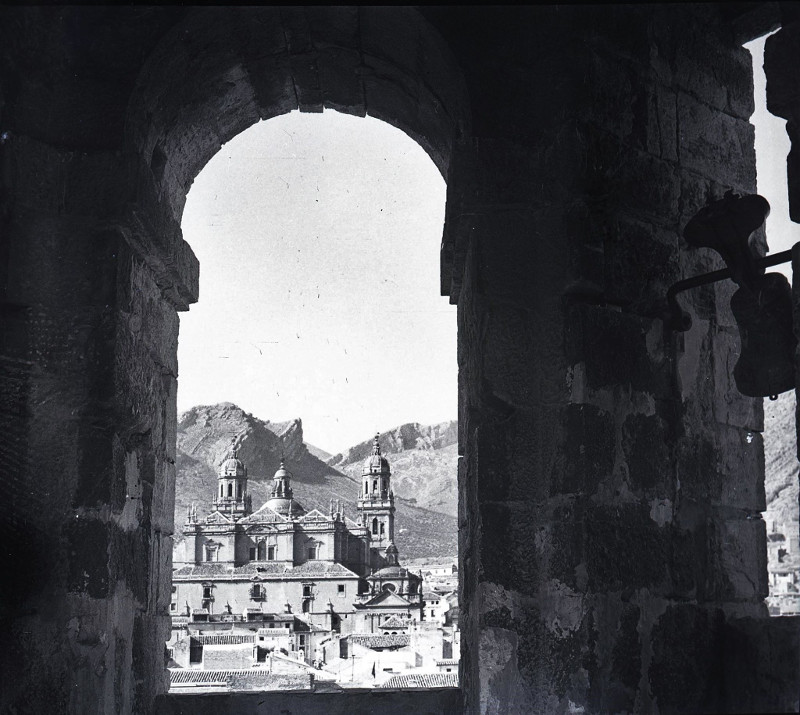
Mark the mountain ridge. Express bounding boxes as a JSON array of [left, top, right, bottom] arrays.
[[174, 403, 458, 559]]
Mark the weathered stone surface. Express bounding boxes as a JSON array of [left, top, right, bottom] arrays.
[[2, 5, 795, 715], [678, 91, 757, 190], [649, 604, 724, 713]]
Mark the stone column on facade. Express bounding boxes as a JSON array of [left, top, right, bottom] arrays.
[[446, 6, 779, 712], [1, 118, 197, 712]]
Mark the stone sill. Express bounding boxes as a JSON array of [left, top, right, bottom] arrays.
[[155, 687, 462, 714]]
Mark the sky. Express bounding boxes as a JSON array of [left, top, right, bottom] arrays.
[[177, 110, 455, 454], [748, 33, 796, 271], [177, 37, 793, 455]]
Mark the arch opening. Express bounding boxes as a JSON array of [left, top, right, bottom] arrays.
[[125, 6, 469, 697]]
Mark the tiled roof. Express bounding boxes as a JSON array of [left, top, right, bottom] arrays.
[[236, 563, 289, 575], [379, 672, 459, 688], [194, 634, 255, 645], [238, 505, 289, 524], [174, 563, 230, 577], [170, 669, 231, 684], [290, 561, 359, 577], [169, 668, 307, 685], [435, 658, 459, 666], [378, 616, 408, 629], [349, 634, 410, 649], [173, 561, 360, 579]]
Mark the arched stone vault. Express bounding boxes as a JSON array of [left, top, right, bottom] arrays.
[[125, 6, 470, 229], [4, 5, 800, 714]]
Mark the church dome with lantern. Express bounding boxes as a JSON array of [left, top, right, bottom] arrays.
[[362, 434, 390, 475]]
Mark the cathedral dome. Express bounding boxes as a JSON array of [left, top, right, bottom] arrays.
[[219, 440, 246, 478], [264, 497, 306, 518], [372, 565, 407, 578], [362, 434, 390, 475], [264, 459, 305, 516], [273, 463, 291, 480]]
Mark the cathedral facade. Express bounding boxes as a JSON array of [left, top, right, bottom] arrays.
[[172, 436, 423, 636]]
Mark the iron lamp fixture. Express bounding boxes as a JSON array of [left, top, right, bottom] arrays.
[[667, 191, 797, 399]]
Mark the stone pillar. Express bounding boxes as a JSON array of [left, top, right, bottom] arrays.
[[0, 99, 197, 715], [444, 5, 777, 712]]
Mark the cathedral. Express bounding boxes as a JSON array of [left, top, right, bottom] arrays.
[[172, 436, 423, 636]]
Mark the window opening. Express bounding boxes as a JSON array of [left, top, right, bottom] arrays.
[[169, 111, 458, 692], [746, 33, 800, 617]]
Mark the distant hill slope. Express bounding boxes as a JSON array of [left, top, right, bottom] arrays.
[[764, 392, 799, 548], [174, 403, 457, 559], [328, 422, 458, 518]]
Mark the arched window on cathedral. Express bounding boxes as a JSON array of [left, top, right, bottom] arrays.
[[372, 518, 378, 535], [364, 480, 369, 494], [257, 541, 266, 561], [219, 484, 224, 498], [380, 522, 385, 535], [373, 479, 378, 492], [236, 483, 241, 498], [227, 483, 233, 497], [268, 546, 275, 560]]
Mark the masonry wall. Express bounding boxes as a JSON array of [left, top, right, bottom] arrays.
[[0, 8, 197, 714], [2, 5, 800, 715], [436, 5, 799, 713]]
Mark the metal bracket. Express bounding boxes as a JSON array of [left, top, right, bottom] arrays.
[[666, 247, 794, 332]]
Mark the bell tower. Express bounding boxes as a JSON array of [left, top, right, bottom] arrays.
[[357, 434, 395, 562], [213, 437, 251, 519]]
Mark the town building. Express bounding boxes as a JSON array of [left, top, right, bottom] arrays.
[[10, 6, 800, 713], [170, 435, 424, 667]]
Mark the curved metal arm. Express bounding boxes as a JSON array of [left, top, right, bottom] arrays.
[[666, 247, 794, 332]]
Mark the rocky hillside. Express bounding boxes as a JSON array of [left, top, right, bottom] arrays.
[[764, 392, 799, 548], [174, 403, 458, 559]]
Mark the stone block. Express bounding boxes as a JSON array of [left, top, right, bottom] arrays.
[[583, 127, 682, 227], [611, 603, 642, 691], [712, 326, 764, 431], [240, 52, 298, 121], [678, 92, 756, 190], [555, 403, 616, 496], [74, 421, 115, 508], [720, 615, 800, 713], [111, 520, 151, 606], [646, 84, 679, 163], [318, 46, 366, 117], [5, 216, 121, 309], [673, 32, 753, 119], [478, 502, 542, 595], [13, 71, 128, 150], [480, 304, 539, 411], [565, 303, 668, 395], [764, 26, 800, 121], [716, 426, 765, 512], [717, 516, 768, 601], [585, 504, 669, 592], [603, 214, 680, 315], [475, 407, 559, 504], [677, 421, 764, 511], [621, 412, 672, 494], [66, 517, 110, 598], [648, 604, 724, 713]]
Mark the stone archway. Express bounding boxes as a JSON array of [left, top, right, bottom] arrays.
[[119, 5, 470, 709]]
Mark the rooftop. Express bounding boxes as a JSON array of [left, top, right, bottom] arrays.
[[379, 672, 459, 689], [348, 634, 410, 649]]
